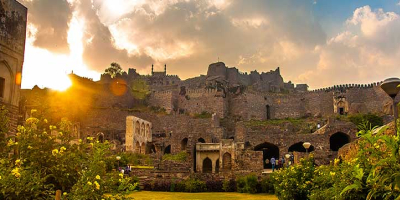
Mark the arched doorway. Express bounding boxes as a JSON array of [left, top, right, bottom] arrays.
[[203, 157, 212, 173], [135, 141, 140, 153], [330, 132, 350, 151], [266, 105, 271, 119], [141, 143, 146, 154], [215, 159, 220, 173], [164, 145, 171, 154], [146, 143, 156, 154], [337, 101, 346, 115], [254, 142, 279, 169], [288, 142, 315, 153], [222, 152, 232, 170], [198, 138, 206, 143], [181, 138, 188, 151]]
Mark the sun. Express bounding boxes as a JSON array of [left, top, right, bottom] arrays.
[[53, 75, 72, 91]]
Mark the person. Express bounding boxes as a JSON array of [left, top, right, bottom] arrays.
[[275, 158, 279, 170], [271, 157, 276, 172], [278, 158, 282, 169], [281, 156, 285, 168]]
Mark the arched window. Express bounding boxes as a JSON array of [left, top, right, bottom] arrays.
[[215, 159, 220, 173], [222, 152, 232, 170], [330, 132, 350, 151], [203, 157, 212, 173], [141, 142, 146, 154], [198, 138, 206, 143], [135, 141, 140, 153], [164, 145, 171, 154], [181, 138, 188, 151]]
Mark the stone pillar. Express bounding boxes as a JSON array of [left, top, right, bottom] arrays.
[[125, 117, 134, 152]]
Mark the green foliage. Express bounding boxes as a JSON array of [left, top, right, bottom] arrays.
[[0, 106, 9, 156], [183, 178, 207, 193], [348, 113, 383, 130], [0, 109, 136, 199], [162, 151, 187, 162], [272, 156, 315, 199], [194, 111, 213, 119], [222, 179, 236, 192], [260, 176, 275, 194], [236, 174, 259, 194], [273, 124, 400, 200], [104, 62, 124, 78], [130, 79, 150, 100], [150, 106, 167, 114]]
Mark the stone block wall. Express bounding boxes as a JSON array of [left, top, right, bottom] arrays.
[[178, 89, 227, 117], [148, 90, 177, 113]]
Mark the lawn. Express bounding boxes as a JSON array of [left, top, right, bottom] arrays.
[[127, 191, 278, 200]]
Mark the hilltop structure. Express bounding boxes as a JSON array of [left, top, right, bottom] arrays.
[[20, 60, 399, 179]]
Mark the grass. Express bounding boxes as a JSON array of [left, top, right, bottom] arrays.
[[127, 191, 278, 200]]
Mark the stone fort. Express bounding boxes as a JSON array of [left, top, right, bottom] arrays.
[[21, 61, 399, 177]]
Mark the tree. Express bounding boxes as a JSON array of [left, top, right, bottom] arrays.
[[130, 79, 150, 100], [104, 62, 124, 78]]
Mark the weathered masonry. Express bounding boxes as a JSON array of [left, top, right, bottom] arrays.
[[125, 116, 152, 154], [0, 0, 27, 135]]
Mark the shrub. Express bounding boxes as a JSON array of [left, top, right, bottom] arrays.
[[162, 151, 187, 162], [194, 111, 212, 119], [260, 176, 275, 194], [222, 179, 236, 192], [184, 178, 207, 193], [236, 174, 258, 193], [348, 113, 383, 130], [205, 180, 223, 192]]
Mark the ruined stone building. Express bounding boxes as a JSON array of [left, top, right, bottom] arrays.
[[20, 59, 399, 175], [0, 0, 27, 135]]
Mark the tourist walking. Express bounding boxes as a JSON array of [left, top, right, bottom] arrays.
[[271, 157, 276, 172]]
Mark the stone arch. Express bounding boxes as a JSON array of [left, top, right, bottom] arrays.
[[288, 142, 315, 153], [145, 124, 150, 138], [202, 157, 212, 173], [141, 142, 146, 154], [198, 138, 206, 143], [135, 121, 140, 136], [337, 101, 346, 115], [146, 143, 156, 154], [181, 138, 188, 151], [164, 145, 171, 154], [215, 159, 220, 173], [330, 132, 350, 151], [135, 141, 140, 153], [141, 122, 145, 136], [0, 60, 15, 103], [254, 142, 279, 169], [222, 152, 232, 170]]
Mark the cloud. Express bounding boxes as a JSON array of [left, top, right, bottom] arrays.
[[296, 6, 400, 89], [21, 0, 72, 54]]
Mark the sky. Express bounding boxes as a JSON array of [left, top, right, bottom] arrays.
[[19, 0, 400, 90]]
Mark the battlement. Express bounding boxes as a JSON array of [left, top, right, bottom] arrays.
[[308, 82, 382, 93], [186, 88, 218, 94]]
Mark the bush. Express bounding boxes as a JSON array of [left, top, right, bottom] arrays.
[[205, 180, 223, 192], [260, 176, 275, 194], [162, 151, 187, 162], [348, 113, 383, 129], [184, 178, 207, 193], [193, 111, 212, 119], [236, 174, 258, 193], [222, 179, 236, 192]]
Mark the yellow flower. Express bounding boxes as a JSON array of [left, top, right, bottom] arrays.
[[79, 139, 82, 143], [44, 119, 48, 123], [90, 143, 94, 147], [119, 173, 123, 178], [96, 175, 100, 180], [63, 192, 67, 196], [330, 172, 335, 176], [87, 181, 92, 186], [28, 146, 33, 149], [15, 159, 21, 165], [59, 132, 63, 136], [11, 168, 21, 178], [7, 139, 14, 146], [16, 132, 20, 136], [334, 158, 340, 166], [87, 137, 94, 141], [0, 175, 2, 180], [31, 109, 37, 114], [60, 146, 66, 151], [119, 179, 122, 182], [94, 181, 100, 190], [52, 149, 59, 156]]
